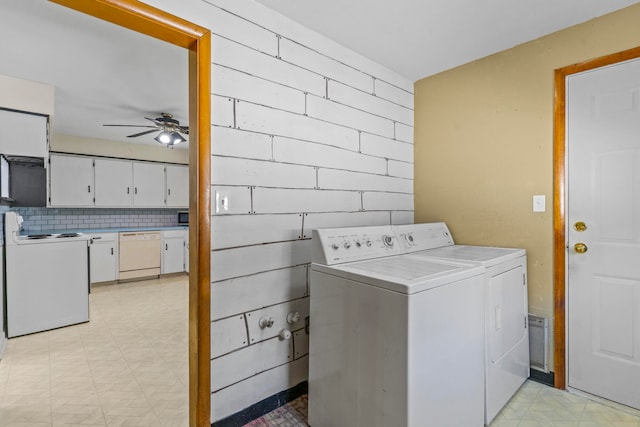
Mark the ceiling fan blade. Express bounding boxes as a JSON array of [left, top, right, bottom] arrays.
[[179, 126, 189, 135], [127, 129, 158, 138], [144, 117, 162, 125], [103, 124, 158, 128]]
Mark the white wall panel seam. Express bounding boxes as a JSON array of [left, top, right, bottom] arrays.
[[309, 92, 412, 127], [210, 358, 298, 394], [210, 30, 406, 98], [211, 262, 311, 284], [212, 153, 412, 179], [211, 238, 308, 252], [214, 127, 402, 166], [238, 98, 398, 141]]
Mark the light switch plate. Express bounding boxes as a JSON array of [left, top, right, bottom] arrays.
[[215, 190, 230, 214], [533, 195, 545, 212]]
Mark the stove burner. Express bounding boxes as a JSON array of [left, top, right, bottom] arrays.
[[27, 234, 52, 240]]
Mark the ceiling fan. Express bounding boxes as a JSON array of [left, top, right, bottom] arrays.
[[103, 113, 189, 146]]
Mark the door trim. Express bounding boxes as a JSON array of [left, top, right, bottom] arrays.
[[48, 1, 211, 425], [553, 46, 640, 390]]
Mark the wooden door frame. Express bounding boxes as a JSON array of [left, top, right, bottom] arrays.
[[553, 46, 640, 390], [48, 1, 211, 425]]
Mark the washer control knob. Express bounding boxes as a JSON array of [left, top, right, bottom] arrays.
[[343, 241, 351, 249], [278, 329, 292, 340], [382, 235, 394, 247], [331, 243, 340, 250], [365, 239, 372, 247], [354, 240, 362, 248], [259, 316, 274, 329], [287, 311, 301, 324]]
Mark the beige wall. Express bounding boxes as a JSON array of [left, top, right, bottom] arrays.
[[51, 133, 188, 164], [414, 4, 640, 370]]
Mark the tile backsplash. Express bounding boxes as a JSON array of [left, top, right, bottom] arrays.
[[10, 207, 180, 234]]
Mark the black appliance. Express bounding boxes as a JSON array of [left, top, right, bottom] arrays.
[[177, 210, 189, 225], [0, 155, 46, 207]]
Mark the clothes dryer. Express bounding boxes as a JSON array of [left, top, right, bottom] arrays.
[[309, 225, 486, 427], [394, 223, 529, 425]]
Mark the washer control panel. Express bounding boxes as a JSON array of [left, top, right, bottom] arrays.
[[393, 222, 454, 253], [312, 226, 402, 265]]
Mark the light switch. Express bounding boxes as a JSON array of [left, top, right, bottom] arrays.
[[215, 190, 230, 213], [533, 195, 545, 212]]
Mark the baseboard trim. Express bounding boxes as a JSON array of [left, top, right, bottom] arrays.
[[211, 381, 308, 427], [530, 369, 555, 387]]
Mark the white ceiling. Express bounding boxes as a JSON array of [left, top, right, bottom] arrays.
[[255, 0, 640, 81], [0, 1, 188, 148], [0, 0, 637, 149]]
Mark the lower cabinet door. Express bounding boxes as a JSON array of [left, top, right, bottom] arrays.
[[89, 235, 118, 283], [162, 235, 185, 274]]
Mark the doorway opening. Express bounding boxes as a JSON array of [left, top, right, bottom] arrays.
[[48, 1, 212, 425]]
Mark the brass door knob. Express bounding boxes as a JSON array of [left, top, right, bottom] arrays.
[[574, 243, 588, 253], [574, 221, 587, 232]]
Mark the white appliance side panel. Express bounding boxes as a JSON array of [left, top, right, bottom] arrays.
[[211, 335, 292, 392], [309, 271, 408, 427], [6, 240, 89, 337], [407, 274, 485, 426], [211, 356, 308, 423], [485, 258, 530, 424], [211, 266, 308, 320]]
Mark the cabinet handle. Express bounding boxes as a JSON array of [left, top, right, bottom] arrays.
[[111, 247, 114, 255], [165, 243, 168, 251], [88, 185, 91, 193], [127, 187, 130, 194], [135, 187, 138, 194], [168, 188, 171, 196]]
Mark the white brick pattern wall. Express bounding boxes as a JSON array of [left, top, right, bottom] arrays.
[[145, 0, 414, 422]]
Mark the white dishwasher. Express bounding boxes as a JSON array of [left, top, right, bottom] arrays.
[[119, 231, 161, 280]]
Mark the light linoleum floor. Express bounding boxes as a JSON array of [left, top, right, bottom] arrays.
[[2, 274, 640, 427], [0, 275, 188, 427]]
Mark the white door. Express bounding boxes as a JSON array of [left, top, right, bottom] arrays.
[[567, 57, 640, 409], [89, 235, 118, 283], [162, 235, 185, 274]]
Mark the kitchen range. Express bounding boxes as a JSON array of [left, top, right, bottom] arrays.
[[4, 211, 90, 337]]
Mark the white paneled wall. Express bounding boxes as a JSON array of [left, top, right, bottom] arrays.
[[145, 0, 413, 423]]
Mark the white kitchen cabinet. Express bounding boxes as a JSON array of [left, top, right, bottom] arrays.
[[184, 227, 190, 273], [49, 154, 94, 207], [89, 233, 118, 283], [94, 158, 133, 207], [0, 109, 49, 158], [162, 229, 185, 274], [133, 162, 166, 207], [166, 164, 188, 208]]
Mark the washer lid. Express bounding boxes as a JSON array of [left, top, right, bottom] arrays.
[[412, 245, 525, 267], [312, 254, 484, 294]]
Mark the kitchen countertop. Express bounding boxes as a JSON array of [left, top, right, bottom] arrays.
[[23, 226, 188, 236]]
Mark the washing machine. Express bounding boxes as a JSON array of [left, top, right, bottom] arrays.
[[309, 225, 486, 427], [394, 223, 529, 425]]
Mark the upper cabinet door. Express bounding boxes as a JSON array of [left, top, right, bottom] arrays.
[[166, 164, 188, 208], [49, 154, 94, 207], [94, 158, 133, 207], [0, 109, 48, 158], [132, 162, 165, 207]]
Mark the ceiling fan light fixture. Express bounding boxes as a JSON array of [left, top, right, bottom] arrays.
[[154, 130, 186, 146]]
